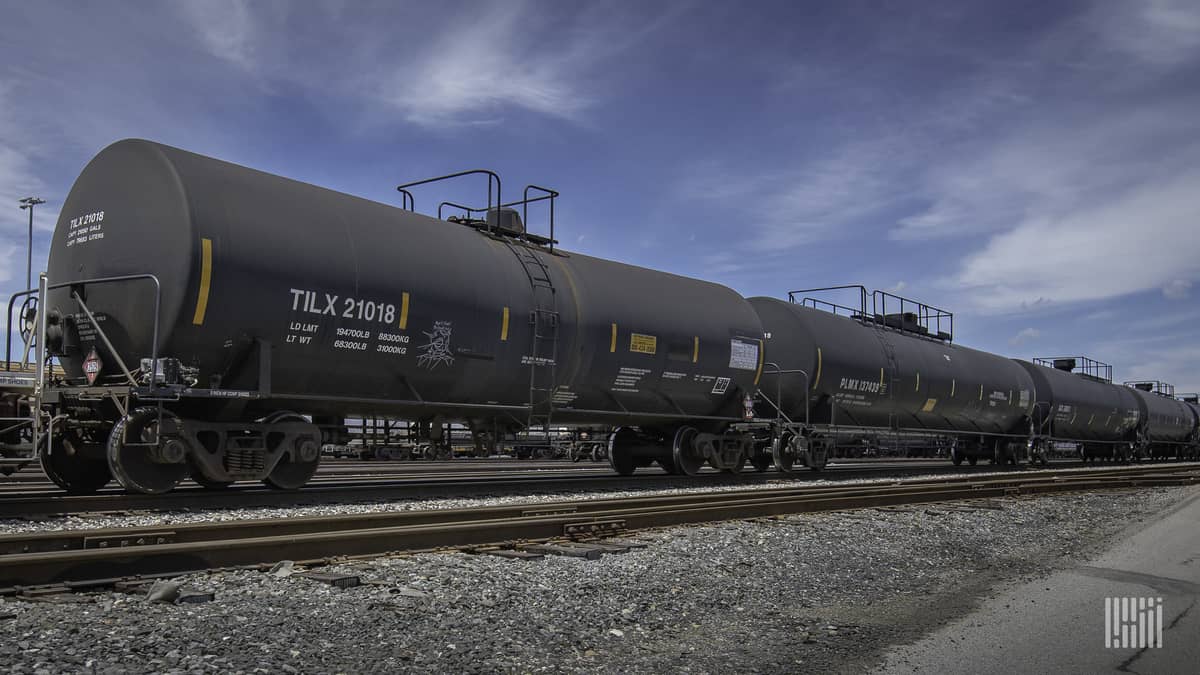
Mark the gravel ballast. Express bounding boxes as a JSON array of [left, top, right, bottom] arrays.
[[3, 462, 1191, 534], [2, 485, 1194, 673]]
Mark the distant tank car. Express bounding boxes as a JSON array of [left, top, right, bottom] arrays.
[[1, 139, 1197, 494], [1015, 358, 1142, 461], [749, 288, 1038, 469]]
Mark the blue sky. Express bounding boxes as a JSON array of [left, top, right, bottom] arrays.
[[2, 0, 1199, 391]]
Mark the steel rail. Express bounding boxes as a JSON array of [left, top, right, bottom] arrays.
[[0, 460, 1162, 518], [1, 466, 1195, 592]]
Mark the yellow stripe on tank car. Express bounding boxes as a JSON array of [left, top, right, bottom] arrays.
[[500, 307, 510, 341], [610, 323, 618, 352], [951, 379, 956, 397], [191, 238, 213, 326], [813, 347, 822, 390], [915, 372, 920, 392], [979, 384, 984, 400], [753, 338, 764, 386], [692, 336, 699, 363], [398, 292, 410, 330]]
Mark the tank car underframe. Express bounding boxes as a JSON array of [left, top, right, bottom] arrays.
[[27, 385, 324, 494]]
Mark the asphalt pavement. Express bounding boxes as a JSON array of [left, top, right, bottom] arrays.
[[874, 487, 1200, 674]]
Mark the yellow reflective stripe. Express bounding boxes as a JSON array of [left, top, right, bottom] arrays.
[[951, 379, 956, 397], [880, 367, 885, 388], [398, 292, 410, 330], [979, 384, 984, 400], [191, 238, 213, 326], [915, 371, 920, 392], [692, 336, 699, 363], [753, 338, 764, 386], [500, 306, 510, 341], [813, 347, 822, 390], [610, 323, 617, 352]]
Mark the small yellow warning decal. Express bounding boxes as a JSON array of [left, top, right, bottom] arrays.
[[922, 398, 938, 412], [630, 333, 657, 355]]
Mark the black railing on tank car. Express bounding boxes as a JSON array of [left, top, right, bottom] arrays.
[[871, 290, 953, 342], [5, 273, 164, 388], [397, 169, 502, 224], [757, 362, 810, 428], [1032, 356, 1113, 382], [1124, 380, 1176, 397], [437, 192, 560, 251], [397, 169, 560, 251], [788, 285, 954, 342], [789, 285, 870, 320]]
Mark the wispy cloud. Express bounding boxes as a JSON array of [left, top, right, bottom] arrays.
[[678, 139, 908, 251], [1008, 327, 1040, 347], [1162, 279, 1192, 300], [1089, 0, 1200, 66], [178, 0, 260, 72], [953, 170, 1200, 312]]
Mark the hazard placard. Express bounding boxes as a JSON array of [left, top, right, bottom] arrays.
[[83, 348, 103, 385]]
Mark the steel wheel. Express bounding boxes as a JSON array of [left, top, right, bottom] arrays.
[[950, 447, 964, 466], [264, 453, 320, 490], [772, 431, 797, 473], [41, 428, 112, 494], [607, 427, 637, 476], [107, 408, 189, 494], [672, 426, 705, 476], [263, 413, 320, 490]]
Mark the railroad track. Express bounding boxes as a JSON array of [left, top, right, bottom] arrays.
[[0, 460, 1084, 518], [1, 464, 1195, 594]]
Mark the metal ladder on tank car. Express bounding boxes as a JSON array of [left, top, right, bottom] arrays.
[[505, 242, 559, 438]]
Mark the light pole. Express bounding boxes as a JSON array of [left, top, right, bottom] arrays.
[[18, 197, 45, 292]]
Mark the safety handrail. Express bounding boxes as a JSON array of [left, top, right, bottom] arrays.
[[397, 169, 501, 232], [5, 273, 163, 389], [757, 362, 810, 428], [788, 285, 869, 319], [523, 185, 559, 252]]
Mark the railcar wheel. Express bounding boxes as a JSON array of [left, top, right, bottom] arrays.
[[607, 427, 637, 476], [263, 413, 321, 490], [264, 453, 320, 490], [672, 426, 705, 476], [950, 447, 964, 466], [772, 431, 797, 474], [41, 429, 112, 494], [107, 408, 189, 494], [967, 455, 978, 466]]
